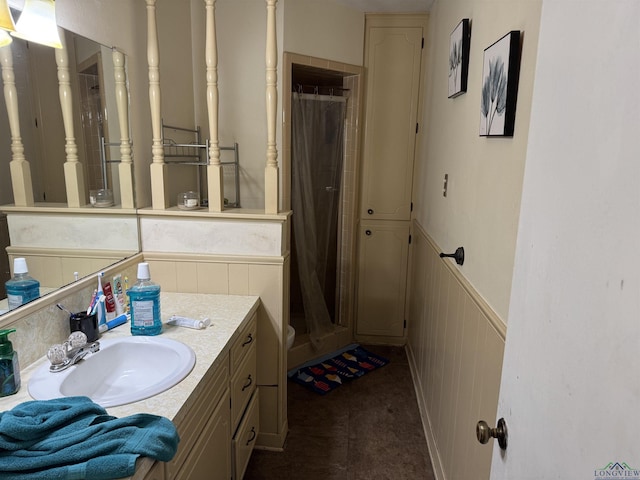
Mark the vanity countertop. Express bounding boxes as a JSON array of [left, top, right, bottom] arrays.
[[0, 292, 261, 479]]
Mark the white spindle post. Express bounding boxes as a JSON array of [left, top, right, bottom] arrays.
[[0, 45, 34, 206], [205, 0, 224, 212], [147, 0, 169, 209], [56, 27, 86, 207], [264, 0, 279, 214], [113, 49, 135, 209]]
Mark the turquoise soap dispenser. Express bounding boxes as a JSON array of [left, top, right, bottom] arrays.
[[0, 329, 21, 397], [128, 262, 162, 336]]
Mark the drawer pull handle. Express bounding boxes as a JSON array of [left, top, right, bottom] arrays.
[[242, 374, 253, 391], [246, 427, 256, 445], [242, 333, 254, 347]]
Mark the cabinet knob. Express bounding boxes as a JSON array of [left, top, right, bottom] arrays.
[[367, 208, 374, 215], [365, 230, 372, 236]]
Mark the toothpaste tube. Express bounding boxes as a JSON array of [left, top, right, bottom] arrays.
[[103, 281, 117, 320], [167, 315, 211, 330], [112, 274, 125, 315]]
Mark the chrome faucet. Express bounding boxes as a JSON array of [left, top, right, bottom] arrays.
[[47, 331, 100, 373]]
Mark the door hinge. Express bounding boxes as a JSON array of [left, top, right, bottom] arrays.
[[410, 202, 413, 212], [416, 123, 419, 134], [409, 234, 412, 244], [421, 37, 424, 49], [404, 319, 407, 328]]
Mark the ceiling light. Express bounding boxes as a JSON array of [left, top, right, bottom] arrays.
[[11, 0, 62, 49], [0, 0, 15, 33]]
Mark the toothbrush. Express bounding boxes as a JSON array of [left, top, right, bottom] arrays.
[[86, 289, 97, 314], [56, 303, 74, 316], [91, 295, 106, 316]]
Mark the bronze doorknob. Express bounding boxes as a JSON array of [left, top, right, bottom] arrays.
[[476, 418, 508, 450]]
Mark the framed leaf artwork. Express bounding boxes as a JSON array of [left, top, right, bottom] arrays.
[[448, 19, 470, 98], [479, 31, 522, 137]]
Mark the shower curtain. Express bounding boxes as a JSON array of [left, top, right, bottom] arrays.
[[291, 92, 346, 349]]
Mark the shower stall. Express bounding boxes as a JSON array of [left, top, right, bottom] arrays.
[[290, 91, 347, 348], [285, 56, 363, 362]]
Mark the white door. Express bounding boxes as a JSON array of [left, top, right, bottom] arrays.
[[488, 3, 640, 479]]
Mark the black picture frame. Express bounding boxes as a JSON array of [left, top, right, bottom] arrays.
[[479, 30, 522, 137], [448, 19, 470, 98]]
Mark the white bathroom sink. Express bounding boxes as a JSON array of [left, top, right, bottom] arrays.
[[28, 336, 196, 408]]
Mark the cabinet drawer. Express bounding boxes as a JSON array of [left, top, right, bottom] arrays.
[[230, 342, 257, 432], [230, 313, 257, 375], [232, 390, 259, 480], [167, 358, 229, 479]]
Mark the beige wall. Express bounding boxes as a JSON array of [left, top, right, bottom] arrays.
[[414, 0, 542, 321], [282, 0, 365, 66]]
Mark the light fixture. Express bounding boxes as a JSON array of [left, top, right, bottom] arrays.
[[0, 29, 11, 47], [11, 0, 62, 49], [0, 0, 15, 33]]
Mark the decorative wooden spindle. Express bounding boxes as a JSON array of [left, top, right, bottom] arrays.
[[112, 48, 134, 209], [56, 26, 86, 207], [264, 0, 279, 214], [205, 0, 224, 212], [0, 45, 34, 206], [147, 0, 169, 209]]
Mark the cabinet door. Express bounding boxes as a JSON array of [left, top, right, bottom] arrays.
[[143, 461, 165, 480], [360, 26, 423, 221], [174, 390, 231, 480], [356, 222, 410, 337]]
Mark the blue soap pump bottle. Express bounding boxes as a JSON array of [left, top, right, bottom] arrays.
[[0, 329, 21, 397], [127, 262, 162, 336]]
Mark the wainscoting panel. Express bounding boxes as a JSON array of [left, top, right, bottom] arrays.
[[407, 223, 506, 480]]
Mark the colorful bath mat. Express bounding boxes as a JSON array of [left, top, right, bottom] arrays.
[[287, 344, 389, 395]]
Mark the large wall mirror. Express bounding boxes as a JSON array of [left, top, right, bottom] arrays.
[[0, 26, 139, 315]]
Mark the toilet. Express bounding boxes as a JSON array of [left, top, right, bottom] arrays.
[[287, 325, 295, 350]]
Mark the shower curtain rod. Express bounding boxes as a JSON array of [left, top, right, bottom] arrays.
[[294, 84, 350, 95]]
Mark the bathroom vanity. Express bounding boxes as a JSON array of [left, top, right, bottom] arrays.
[[0, 292, 261, 480]]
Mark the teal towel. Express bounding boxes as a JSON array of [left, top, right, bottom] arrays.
[[0, 396, 179, 480]]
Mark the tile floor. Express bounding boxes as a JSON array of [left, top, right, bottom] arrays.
[[244, 345, 436, 480]]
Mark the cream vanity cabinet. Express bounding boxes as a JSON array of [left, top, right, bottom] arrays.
[[143, 313, 259, 480], [356, 14, 427, 340]]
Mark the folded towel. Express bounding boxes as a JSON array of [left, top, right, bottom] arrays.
[[0, 396, 179, 480]]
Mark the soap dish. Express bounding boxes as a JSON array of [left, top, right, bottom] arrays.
[[177, 191, 200, 210], [90, 189, 114, 208]]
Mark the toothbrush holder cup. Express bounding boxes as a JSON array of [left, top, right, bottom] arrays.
[[69, 312, 99, 342]]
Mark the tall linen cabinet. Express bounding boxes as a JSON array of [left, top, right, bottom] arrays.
[[356, 14, 428, 342]]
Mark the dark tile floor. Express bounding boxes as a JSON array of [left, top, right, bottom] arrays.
[[244, 345, 436, 480]]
